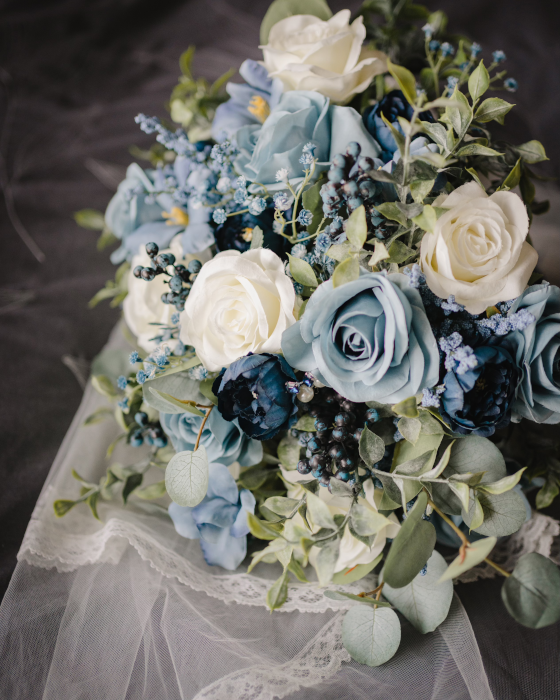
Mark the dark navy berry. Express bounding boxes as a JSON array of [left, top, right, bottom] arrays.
[[133, 265, 143, 278], [187, 259, 202, 274], [141, 268, 156, 281], [145, 242, 159, 258]]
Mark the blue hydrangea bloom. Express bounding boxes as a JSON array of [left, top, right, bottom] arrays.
[[213, 353, 298, 440], [282, 272, 439, 403], [235, 91, 381, 192], [509, 283, 560, 423], [363, 91, 434, 162], [440, 343, 519, 437], [168, 462, 256, 570], [212, 60, 284, 142], [161, 407, 262, 467]]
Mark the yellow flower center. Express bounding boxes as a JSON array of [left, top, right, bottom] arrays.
[[247, 95, 271, 124], [162, 207, 189, 226], [241, 227, 254, 242]]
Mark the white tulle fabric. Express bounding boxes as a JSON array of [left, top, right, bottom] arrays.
[[0, 325, 557, 699]]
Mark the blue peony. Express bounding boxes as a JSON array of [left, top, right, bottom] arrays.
[[440, 343, 520, 437], [509, 283, 560, 423], [161, 407, 262, 467], [363, 90, 435, 162], [213, 353, 298, 440], [282, 272, 440, 403], [212, 60, 283, 142], [168, 462, 256, 570], [235, 91, 381, 192], [106, 161, 215, 264]]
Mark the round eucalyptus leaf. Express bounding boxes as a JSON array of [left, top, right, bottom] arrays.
[[501, 553, 560, 629], [463, 489, 527, 537], [342, 605, 401, 667], [165, 447, 208, 507]]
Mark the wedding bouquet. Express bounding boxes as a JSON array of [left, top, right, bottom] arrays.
[[68, 0, 560, 668]]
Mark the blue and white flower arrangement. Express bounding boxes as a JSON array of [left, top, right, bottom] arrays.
[[69, 0, 560, 669]]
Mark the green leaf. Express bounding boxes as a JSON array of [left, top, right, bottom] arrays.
[[478, 468, 526, 495], [260, 0, 332, 44], [468, 60, 489, 102], [83, 407, 113, 426], [536, 477, 560, 510], [277, 435, 301, 470], [143, 371, 206, 414], [386, 58, 417, 106], [165, 447, 209, 507], [331, 554, 383, 585], [53, 499, 77, 518], [439, 537, 497, 582], [247, 512, 283, 541], [383, 491, 436, 589], [306, 491, 337, 531], [87, 492, 101, 520], [288, 555, 309, 582], [249, 225, 264, 249], [238, 465, 270, 490], [379, 113, 405, 156], [446, 87, 472, 140], [456, 144, 503, 158], [466, 166, 485, 189], [315, 539, 340, 586], [359, 426, 386, 467], [264, 496, 300, 517], [412, 204, 438, 233], [332, 256, 360, 288], [135, 481, 167, 500], [266, 570, 290, 611], [342, 605, 401, 667], [515, 140, 548, 164], [410, 179, 435, 203], [326, 242, 352, 261], [392, 396, 419, 418], [328, 478, 354, 498], [500, 158, 523, 191], [421, 122, 448, 149], [501, 553, 560, 629], [463, 489, 527, 537], [302, 178, 326, 234], [345, 205, 368, 249], [122, 472, 143, 504], [198, 376, 218, 405], [324, 590, 392, 607], [418, 410, 445, 436], [383, 551, 453, 633], [375, 202, 408, 227], [397, 417, 421, 444], [149, 389, 205, 416], [368, 240, 390, 269], [287, 254, 318, 288], [74, 208, 105, 230], [351, 504, 392, 536], [293, 414, 317, 431], [91, 374, 118, 399], [387, 240, 415, 264], [474, 97, 514, 125]]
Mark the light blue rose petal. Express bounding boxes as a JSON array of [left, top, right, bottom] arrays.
[[200, 527, 248, 571]]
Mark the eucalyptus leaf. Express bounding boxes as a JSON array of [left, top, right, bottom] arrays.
[[446, 87, 472, 140], [315, 539, 340, 586], [306, 491, 337, 531], [122, 472, 143, 504], [392, 396, 419, 418], [410, 179, 435, 203], [238, 464, 270, 490], [359, 426, 386, 467], [135, 481, 167, 500], [148, 389, 205, 416], [455, 144, 503, 158], [463, 489, 527, 537], [332, 256, 360, 288], [351, 503, 391, 536], [331, 554, 383, 585], [412, 204, 438, 233], [386, 58, 417, 106], [501, 553, 560, 629], [294, 414, 317, 431], [143, 371, 206, 414], [326, 242, 352, 261], [342, 605, 401, 667], [247, 512, 283, 541], [345, 205, 368, 249], [91, 374, 118, 399], [165, 447, 209, 507], [420, 122, 448, 149], [324, 590, 392, 607], [387, 240, 415, 264], [515, 140, 548, 164], [264, 496, 300, 517], [439, 537, 497, 582], [288, 254, 318, 287], [474, 97, 514, 125], [468, 60, 489, 102], [500, 158, 522, 191], [398, 417, 421, 444], [383, 491, 436, 588], [277, 434, 301, 469], [368, 240, 390, 268], [266, 570, 290, 611], [375, 202, 408, 227], [383, 551, 453, 633], [478, 468, 526, 495]]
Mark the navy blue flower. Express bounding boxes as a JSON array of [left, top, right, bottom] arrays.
[[363, 90, 434, 162], [213, 208, 289, 259], [213, 353, 298, 441], [440, 343, 520, 437]]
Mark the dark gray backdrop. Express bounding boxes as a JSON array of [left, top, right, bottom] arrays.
[[1, 1, 559, 697]]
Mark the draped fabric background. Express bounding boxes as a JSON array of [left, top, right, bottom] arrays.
[[0, 0, 559, 697]]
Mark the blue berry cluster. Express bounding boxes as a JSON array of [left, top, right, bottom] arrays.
[[133, 241, 202, 313], [130, 411, 167, 449]]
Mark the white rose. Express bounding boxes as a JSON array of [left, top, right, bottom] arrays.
[[180, 248, 296, 371], [282, 467, 400, 573], [123, 236, 212, 352], [261, 10, 387, 105], [420, 182, 538, 315]]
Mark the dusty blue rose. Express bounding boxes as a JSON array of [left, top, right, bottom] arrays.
[[235, 91, 381, 192], [161, 407, 262, 466], [510, 282, 560, 423], [212, 60, 283, 142], [169, 462, 256, 570], [106, 161, 214, 263], [282, 271, 439, 403]]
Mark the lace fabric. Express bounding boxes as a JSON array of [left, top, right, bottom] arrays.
[[0, 324, 555, 698]]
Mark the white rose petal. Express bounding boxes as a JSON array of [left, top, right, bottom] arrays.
[[420, 182, 538, 314], [123, 236, 212, 352], [261, 10, 387, 105], [180, 248, 296, 371]]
